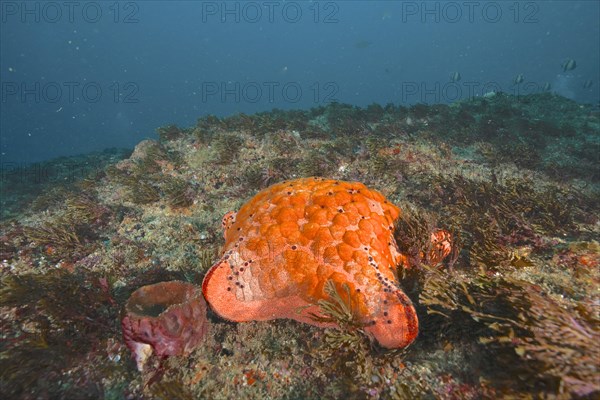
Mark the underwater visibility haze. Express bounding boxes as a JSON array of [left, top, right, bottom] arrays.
[[0, 1, 599, 399]]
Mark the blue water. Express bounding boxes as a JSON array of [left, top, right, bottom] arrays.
[[1, 1, 599, 163]]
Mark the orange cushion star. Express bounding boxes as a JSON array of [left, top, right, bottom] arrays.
[[203, 177, 420, 348]]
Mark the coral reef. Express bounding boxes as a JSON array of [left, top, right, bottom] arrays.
[[1, 93, 598, 399]]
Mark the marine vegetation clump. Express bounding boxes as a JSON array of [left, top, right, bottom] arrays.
[[129, 180, 161, 205], [414, 173, 586, 266], [221, 112, 258, 133], [65, 193, 110, 225], [476, 138, 543, 169], [104, 163, 130, 186], [359, 135, 412, 179], [220, 110, 301, 137], [0, 269, 130, 399], [394, 206, 436, 267], [324, 102, 372, 136], [210, 133, 244, 164], [267, 157, 297, 181], [394, 205, 460, 269], [388, 371, 431, 400], [195, 114, 224, 142], [104, 142, 190, 206], [29, 186, 73, 213], [130, 140, 184, 176], [163, 177, 195, 208], [432, 93, 597, 178], [157, 124, 186, 142], [492, 141, 542, 169], [297, 149, 334, 177], [368, 154, 390, 176], [74, 167, 106, 192], [321, 135, 357, 158], [505, 288, 599, 398], [239, 164, 265, 191], [309, 280, 429, 398], [0, 223, 26, 262], [235, 162, 291, 196], [131, 142, 167, 176], [309, 280, 377, 395], [364, 135, 384, 156], [23, 219, 86, 261], [22, 191, 113, 262], [419, 267, 600, 398], [408, 103, 430, 120], [467, 217, 513, 269], [178, 247, 218, 284], [310, 280, 363, 330], [265, 130, 302, 156], [28, 176, 103, 217]]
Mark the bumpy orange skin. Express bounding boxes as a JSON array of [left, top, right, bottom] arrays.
[[202, 177, 418, 348]]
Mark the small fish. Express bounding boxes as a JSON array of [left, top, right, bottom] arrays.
[[513, 74, 524, 85], [354, 40, 372, 49], [583, 79, 593, 89], [449, 72, 461, 82], [542, 82, 551, 91], [562, 58, 576, 72]]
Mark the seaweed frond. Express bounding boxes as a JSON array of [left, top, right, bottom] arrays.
[[419, 266, 600, 397], [129, 180, 161, 204], [180, 247, 217, 283], [65, 194, 109, 224], [163, 177, 194, 208], [297, 149, 334, 177], [309, 280, 362, 329], [211, 133, 244, 164], [507, 289, 599, 397], [394, 205, 436, 267], [132, 143, 166, 175], [157, 124, 185, 142], [468, 215, 512, 268], [24, 220, 84, 261], [309, 280, 376, 392], [0, 270, 123, 398]]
